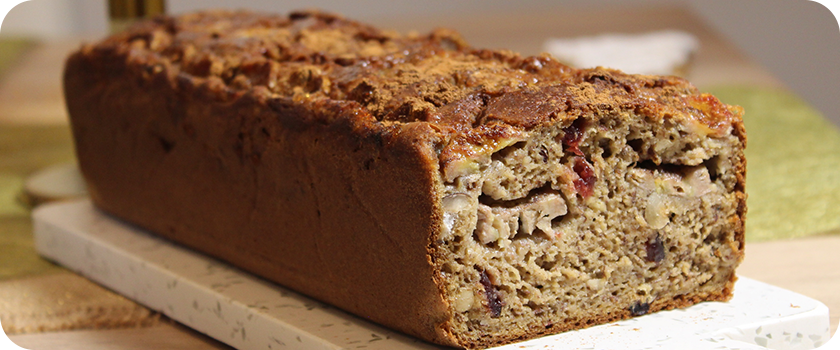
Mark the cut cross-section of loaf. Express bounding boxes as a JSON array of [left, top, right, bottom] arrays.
[[64, 10, 746, 349], [435, 91, 745, 346]]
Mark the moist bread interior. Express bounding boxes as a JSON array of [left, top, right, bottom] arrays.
[[437, 112, 742, 344]]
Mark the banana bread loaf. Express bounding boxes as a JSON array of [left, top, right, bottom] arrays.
[[64, 10, 746, 349]]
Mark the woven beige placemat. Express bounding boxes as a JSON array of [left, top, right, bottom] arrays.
[[0, 273, 160, 335]]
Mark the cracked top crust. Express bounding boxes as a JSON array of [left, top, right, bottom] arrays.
[[79, 9, 744, 171]]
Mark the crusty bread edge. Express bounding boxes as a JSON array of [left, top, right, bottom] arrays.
[[64, 47, 465, 347]]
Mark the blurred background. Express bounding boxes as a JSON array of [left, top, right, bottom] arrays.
[[2, 0, 839, 127]]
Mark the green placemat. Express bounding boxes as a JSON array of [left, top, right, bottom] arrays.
[[707, 86, 840, 241], [0, 38, 35, 80], [0, 125, 75, 281]]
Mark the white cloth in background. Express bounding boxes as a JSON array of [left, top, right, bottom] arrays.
[[543, 30, 699, 76]]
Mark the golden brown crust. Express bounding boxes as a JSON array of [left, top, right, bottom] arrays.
[[65, 48, 461, 345], [66, 9, 746, 349], [90, 9, 738, 159]]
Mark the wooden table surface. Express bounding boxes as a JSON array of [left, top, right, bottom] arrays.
[[3, 5, 838, 349]]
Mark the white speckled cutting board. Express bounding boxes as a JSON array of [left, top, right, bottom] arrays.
[[33, 199, 831, 350]]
